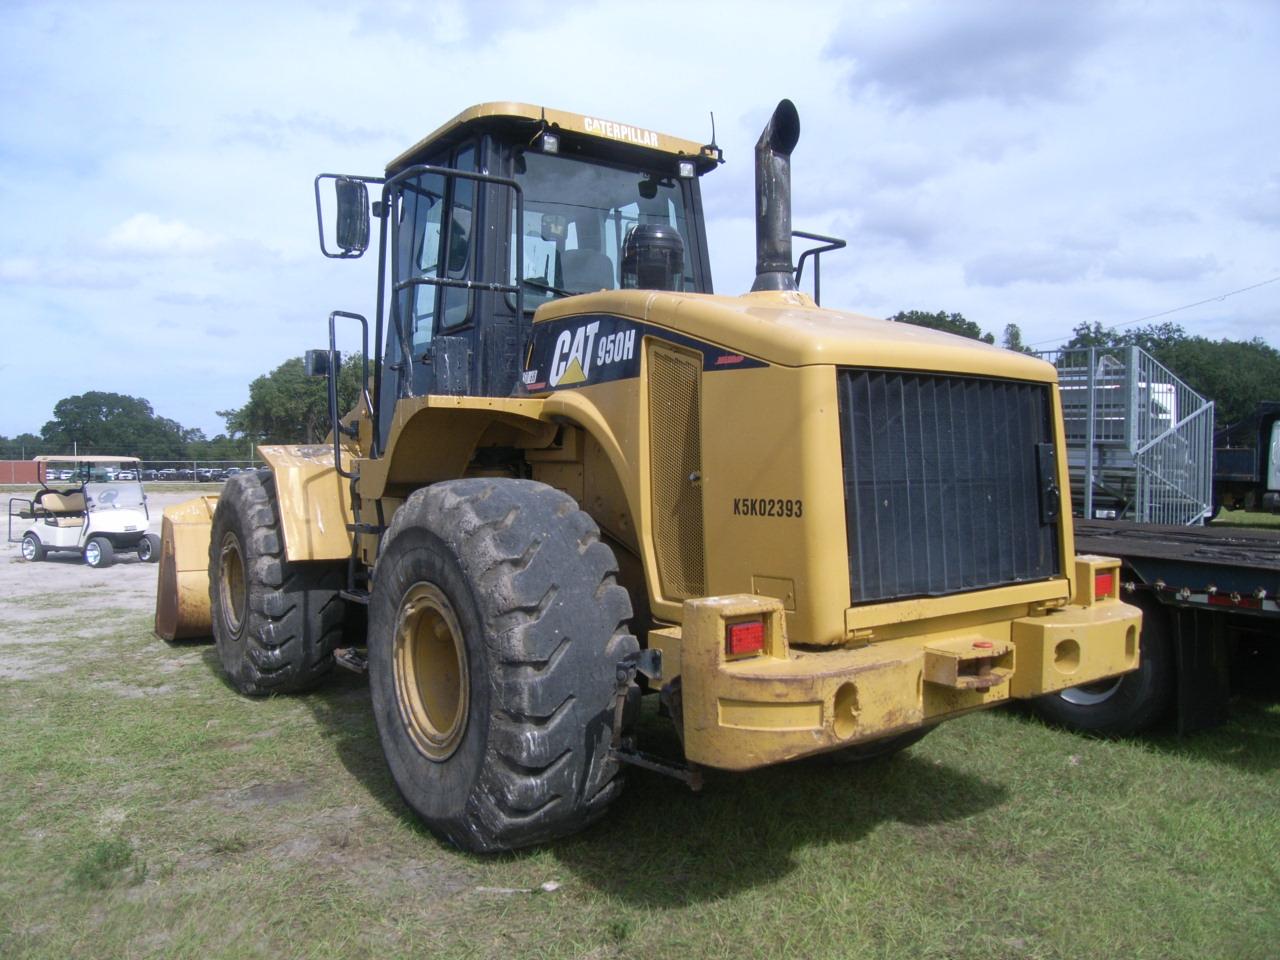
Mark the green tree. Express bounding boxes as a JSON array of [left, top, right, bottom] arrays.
[[220, 355, 363, 444], [0, 433, 45, 459], [888, 310, 995, 344], [40, 392, 188, 459], [1002, 323, 1034, 354]]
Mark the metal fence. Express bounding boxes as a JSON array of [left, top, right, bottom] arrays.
[[1035, 346, 1214, 525]]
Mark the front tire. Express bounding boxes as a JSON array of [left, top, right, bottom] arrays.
[[208, 470, 346, 696], [84, 536, 114, 568], [1032, 594, 1172, 735], [368, 479, 637, 853]]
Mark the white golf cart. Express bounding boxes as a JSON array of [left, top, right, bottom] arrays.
[[7, 456, 160, 568]]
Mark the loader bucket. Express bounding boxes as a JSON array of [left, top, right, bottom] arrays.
[[154, 495, 219, 642]]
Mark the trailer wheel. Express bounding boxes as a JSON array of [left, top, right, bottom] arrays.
[[368, 479, 636, 853], [84, 536, 114, 568], [137, 532, 161, 563], [208, 470, 345, 696], [1032, 595, 1172, 736], [21, 533, 45, 562]]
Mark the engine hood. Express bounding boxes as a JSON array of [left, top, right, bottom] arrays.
[[534, 289, 1057, 384]]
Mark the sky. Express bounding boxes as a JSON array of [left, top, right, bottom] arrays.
[[1, 0, 1277, 439]]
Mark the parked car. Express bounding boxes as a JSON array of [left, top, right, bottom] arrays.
[[116, 470, 136, 481]]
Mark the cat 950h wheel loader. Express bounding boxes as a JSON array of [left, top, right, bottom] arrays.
[[155, 100, 1142, 853]]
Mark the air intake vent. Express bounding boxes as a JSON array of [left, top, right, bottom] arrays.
[[837, 369, 1060, 604], [648, 342, 706, 599]]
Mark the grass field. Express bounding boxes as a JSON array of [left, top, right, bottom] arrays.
[[1, 587, 1277, 960], [1211, 509, 1280, 529]]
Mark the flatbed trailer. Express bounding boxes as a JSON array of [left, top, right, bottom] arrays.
[[1036, 519, 1279, 734]]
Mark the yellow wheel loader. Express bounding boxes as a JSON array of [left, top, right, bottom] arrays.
[[156, 100, 1142, 853]]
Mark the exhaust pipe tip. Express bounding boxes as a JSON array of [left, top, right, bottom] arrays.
[[766, 98, 800, 156], [752, 99, 801, 293]]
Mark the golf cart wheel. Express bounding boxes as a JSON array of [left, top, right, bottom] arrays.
[[137, 532, 161, 563], [21, 533, 45, 562], [84, 536, 114, 568], [208, 469, 345, 696], [368, 479, 637, 854]]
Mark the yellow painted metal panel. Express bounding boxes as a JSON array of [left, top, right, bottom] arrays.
[[153, 496, 218, 641], [258, 444, 355, 562], [389, 102, 713, 173]]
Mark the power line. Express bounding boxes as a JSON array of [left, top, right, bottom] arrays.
[[1026, 273, 1280, 348]]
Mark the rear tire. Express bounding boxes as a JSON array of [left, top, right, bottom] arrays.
[[21, 533, 44, 562], [1032, 594, 1172, 735], [827, 725, 934, 764], [84, 536, 114, 568], [208, 470, 346, 696], [137, 532, 161, 563], [368, 478, 637, 853]]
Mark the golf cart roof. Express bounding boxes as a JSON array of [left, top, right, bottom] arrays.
[[34, 455, 141, 464]]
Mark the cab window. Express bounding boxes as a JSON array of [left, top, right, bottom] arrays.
[[510, 151, 701, 309]]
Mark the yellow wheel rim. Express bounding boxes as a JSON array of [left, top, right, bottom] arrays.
[[218, 532, 247, 636], [393, 582, 469, 761]]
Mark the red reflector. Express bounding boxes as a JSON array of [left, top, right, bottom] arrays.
[[726, 619, 766, 656], [1094, 572, 1115, 598], [1208, 594, 1260, 608]]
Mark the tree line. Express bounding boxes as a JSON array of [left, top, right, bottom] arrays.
[[0, 356, 362, 462], [2, 320, 1276, 460]]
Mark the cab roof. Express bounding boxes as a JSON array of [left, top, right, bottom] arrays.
[[388, 102, 722, 176]]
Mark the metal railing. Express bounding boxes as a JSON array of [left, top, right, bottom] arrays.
[[1036, 346, 1213, 525]]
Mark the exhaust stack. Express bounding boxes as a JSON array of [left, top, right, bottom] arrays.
[[751, 99, 801, 292]]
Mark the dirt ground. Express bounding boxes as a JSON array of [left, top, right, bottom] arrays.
[[0, 491, 193, 679]]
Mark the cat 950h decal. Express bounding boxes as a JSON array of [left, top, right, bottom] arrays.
[[521, 314, 766, 391]]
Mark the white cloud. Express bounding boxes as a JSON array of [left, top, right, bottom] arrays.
[[103, 214, 222, 257], [826, 0, 1113, 108]]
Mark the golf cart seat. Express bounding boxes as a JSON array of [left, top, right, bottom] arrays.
[[37, 491, 87, 525]]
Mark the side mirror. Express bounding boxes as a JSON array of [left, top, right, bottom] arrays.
[[304, 349, 340, 378], [335, 178, 370, 255]]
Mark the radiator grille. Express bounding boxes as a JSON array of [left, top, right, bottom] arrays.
[[648, 343, 706, 599], [837, 369, 1060, 604]]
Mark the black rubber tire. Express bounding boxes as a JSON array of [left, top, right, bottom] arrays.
[[84, 536, 114, 568], [208, 470, 346, 696], [827, 725, 935, 764], [137, 532, 161, 563], [1032, 594, 1172, 736], [368, 478, 637, 853], [21, 533, 45, 562]]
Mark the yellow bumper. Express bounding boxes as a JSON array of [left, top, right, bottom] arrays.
[[656, 592, 1141, 771]]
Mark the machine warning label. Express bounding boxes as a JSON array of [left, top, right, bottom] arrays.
[[733, 498, 803, 518]]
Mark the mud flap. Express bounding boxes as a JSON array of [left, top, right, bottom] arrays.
[[1171, 607, 1231, 734]]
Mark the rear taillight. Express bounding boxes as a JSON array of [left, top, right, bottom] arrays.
[[726, 619, 765, 657], [1095, 571, 1115, 599]]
